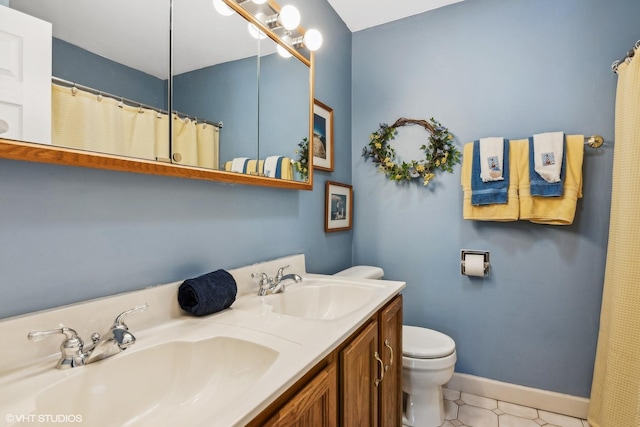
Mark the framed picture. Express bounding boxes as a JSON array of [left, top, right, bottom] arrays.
[[325, 181, 353, 232], [313, 99, 334, 171]]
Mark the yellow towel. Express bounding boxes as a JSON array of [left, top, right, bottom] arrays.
[[461, 141, 519, 221], [516, 135, 584, 225]]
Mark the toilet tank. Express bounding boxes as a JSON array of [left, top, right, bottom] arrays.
[[334, 266, 384, 280]]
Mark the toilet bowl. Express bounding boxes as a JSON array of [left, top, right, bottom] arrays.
[[334, 266, 457, 427], [402, 325, 456, 426]]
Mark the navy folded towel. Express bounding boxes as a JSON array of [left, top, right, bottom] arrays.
[[178, 269, 237, 316], [528, 136, 566, 197], [471, 139, 510, 205]]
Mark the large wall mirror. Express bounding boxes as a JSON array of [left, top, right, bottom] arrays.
[[0, 0, 315, 189]]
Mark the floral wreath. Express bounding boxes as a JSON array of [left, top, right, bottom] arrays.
[[362, 117, 461, 186]]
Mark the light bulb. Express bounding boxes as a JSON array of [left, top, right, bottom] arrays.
[[277, 44, 292, 58], [277, 35, 293, 58], [252, 0, 268, 4], [279, 5, 300, 31], [304, 29, 323, 51], [248, 23, 267, 39], [213, 0, 234, 16]]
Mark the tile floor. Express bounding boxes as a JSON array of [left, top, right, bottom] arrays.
[[437, 388, 589, 427]]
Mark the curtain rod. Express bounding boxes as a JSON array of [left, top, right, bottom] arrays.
[[611, 40, 640, 73], [51, 76, 223, 129]]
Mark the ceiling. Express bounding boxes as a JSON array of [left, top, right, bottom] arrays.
[[326, 0, 464, 32], [9, 0, 278, 79]]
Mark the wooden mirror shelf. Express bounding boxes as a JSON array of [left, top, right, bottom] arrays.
[[0, 138, 313, 190]]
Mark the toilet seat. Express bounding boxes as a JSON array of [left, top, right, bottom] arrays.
[[403, 325, 455, 359]]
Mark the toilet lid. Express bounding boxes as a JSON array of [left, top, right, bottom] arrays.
[[403, 325, 455, 359]]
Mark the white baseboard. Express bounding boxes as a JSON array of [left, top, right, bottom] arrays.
[[445, 373, 589, 419]]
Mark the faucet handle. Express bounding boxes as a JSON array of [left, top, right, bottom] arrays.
[[276, 265, 291, 279], [27, 327, 86, 369], [28, 326, 78, 342], [252, 272, 272, 286], [252, 272, 274, 296], [113, 304, 149, 330]]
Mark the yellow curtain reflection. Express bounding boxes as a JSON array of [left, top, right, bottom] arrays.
[[51, 84, 219, 169]]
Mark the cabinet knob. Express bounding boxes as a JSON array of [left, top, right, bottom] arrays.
[[374, 351, 385, 387], [384, 339, 394, 372]]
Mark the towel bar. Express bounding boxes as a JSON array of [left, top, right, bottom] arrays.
[[585, 135, 604, 148]]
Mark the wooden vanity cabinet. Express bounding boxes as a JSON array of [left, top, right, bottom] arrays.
[[341, 320, 379, 425], [249, 294, 403, 427], [341, 294, 403, 427], [378, 294, 403, 427], [264, 361, 338, 426]]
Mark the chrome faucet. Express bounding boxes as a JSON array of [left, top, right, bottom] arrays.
[[27, 304, 148, 369], [85, 304, 148, 364], [252, 265, 302, 296]]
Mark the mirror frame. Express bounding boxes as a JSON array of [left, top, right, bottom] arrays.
[[0, 0, 314, 191]]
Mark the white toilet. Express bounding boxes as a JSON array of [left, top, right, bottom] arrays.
[[334, 265, 457, 427]]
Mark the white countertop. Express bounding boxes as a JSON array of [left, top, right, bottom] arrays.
[[0, 255, 405, 427]]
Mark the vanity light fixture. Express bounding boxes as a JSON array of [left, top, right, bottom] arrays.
[[215, 0, 323, 53]]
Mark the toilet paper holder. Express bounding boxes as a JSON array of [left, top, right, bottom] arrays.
[[460, 250, 490, 277]]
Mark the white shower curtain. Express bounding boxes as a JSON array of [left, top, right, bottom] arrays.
[[588, 46, 640, 427], [51, 83, 219, 169], [172, 116, 220, 169]]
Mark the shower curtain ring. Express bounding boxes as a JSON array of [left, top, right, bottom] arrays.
[[97, 92, 103, 101], [118, 98, 124, 108], [71, 85, 78, 96], [612, 60, 620, 73]]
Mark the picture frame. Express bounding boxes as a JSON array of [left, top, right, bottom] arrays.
[[325, 181, 353, 232], [313, 99, 334, 171]]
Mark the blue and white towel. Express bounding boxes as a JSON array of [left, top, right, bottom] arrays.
[[471, 139, 510, 205], [533, 132, 564, 183], [230, 157, 249, 173], [529, 133, 565, 197], [264, 156, 284, 178], [479, 137, 506, 182]]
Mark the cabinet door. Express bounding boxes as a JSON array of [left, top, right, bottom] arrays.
[[379, 295, 403, 427], [341, 320, 380, 427], [266, 362, 338, 427], [0, 6, 52, 144]]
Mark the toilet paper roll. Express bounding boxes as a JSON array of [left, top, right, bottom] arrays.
[[464, 254, 486, 277]]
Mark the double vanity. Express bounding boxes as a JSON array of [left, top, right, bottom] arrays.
[[0, 255, 404, 426]]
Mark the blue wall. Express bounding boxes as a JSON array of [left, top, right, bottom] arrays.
[[52, 38, 167, 110], [173, 56, 259, 163], [0, 0, 352, 318], [352, 0, 640, 397], [172, 51, 309, 166], [259, 53, 309, 161]]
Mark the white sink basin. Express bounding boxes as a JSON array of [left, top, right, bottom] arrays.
[[10, 335, 279, 426], [0, 255, 406, 427], [262, 282, 377, 320]]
